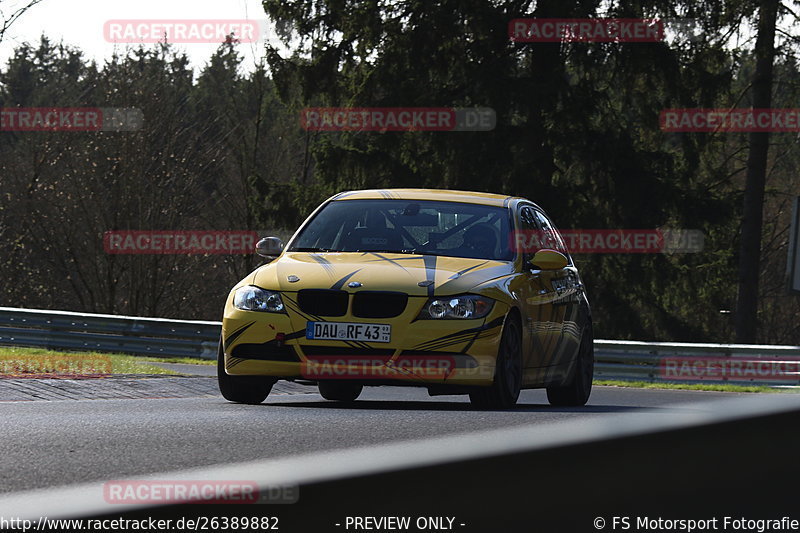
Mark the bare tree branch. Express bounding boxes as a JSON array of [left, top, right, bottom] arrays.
[[0, 0, 44, 43]]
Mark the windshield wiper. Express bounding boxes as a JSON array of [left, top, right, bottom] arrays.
[[382, 249, 458, 257], [292, 247, 338, 253], [407, 251, 458, 257], [355, 249, 421, 254], [293, 248, 451, 256]]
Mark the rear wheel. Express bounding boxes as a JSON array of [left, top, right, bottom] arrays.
[[318, 381, 363, 402], [217, 341, 275, 404], [469, 314, 522, 409], [547, 324, 593, 406]]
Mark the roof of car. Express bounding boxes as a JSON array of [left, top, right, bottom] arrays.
[[331, 188, 519, 207]]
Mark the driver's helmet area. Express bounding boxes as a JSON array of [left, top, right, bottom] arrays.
[[461, 223, 498, 258], [342, 209, 404, 251]]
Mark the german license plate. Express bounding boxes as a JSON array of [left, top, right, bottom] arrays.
[[306, 322, 391, 343]]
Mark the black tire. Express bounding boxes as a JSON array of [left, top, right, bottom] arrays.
[[547, 324, 594, 407], [217, 341, 275, 404], [469, 313, 523, 409], [318, 381, 363, 402]]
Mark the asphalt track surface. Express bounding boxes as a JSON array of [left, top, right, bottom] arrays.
[[0, 379, 768, 495]]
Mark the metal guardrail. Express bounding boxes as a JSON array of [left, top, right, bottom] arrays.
[[1, 307, 799, 384], [0, 307, 220, 360], [594, 339, 800, 385]]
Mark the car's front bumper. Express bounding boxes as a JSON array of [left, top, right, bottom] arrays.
[[221, 292, 508, 387]]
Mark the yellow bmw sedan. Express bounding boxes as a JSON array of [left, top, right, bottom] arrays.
[[218, 189, 593, 408]]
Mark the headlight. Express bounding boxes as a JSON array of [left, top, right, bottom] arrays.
[[233, 286, 285, 313], [417, 294, 494, 320]]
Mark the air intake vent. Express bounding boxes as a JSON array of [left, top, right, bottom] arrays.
[[300, 346, 395, 357], [352, 291, 408, 318], [298, 289, 349, 317]]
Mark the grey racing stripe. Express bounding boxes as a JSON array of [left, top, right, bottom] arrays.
[[423, 255, 437, 297], [331, 270, 362, 290], [447, 261, 488, 280]]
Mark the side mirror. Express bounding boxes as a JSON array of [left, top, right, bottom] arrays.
[[529, 249, 568, 270], [256, 237, 284, 260]]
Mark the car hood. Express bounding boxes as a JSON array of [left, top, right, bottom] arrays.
[[252, 252, 515, 296]]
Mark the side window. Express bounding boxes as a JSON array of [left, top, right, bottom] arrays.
[[519, 206, 538, 230], [517, 206, 541, 256], [534, 209, 572, 263]]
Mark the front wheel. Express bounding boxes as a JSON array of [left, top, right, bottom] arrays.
[[318, 381, 363, 402], [469, 314, 523, 409], [547, 324, 594, 407], [217, 341, 275, 404]]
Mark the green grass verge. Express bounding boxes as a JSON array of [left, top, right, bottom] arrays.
[[138, 356, 215, 366], [2, 346, 791, 389], [594, 379, 789, 393], [0, 346, 181, 375]]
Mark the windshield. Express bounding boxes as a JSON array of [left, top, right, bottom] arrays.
[[289, 199, 514, 261]]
